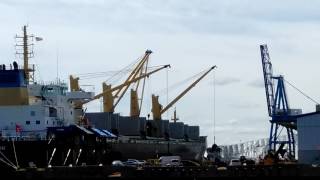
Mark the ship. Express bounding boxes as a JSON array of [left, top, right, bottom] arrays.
[[0, 26, 210, 169]]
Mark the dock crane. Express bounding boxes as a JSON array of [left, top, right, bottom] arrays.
[[102, 50, 152, 113], [151, 66, 216, 120], [260, 44, 300, 158]]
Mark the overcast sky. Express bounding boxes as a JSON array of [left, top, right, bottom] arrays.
[[1, 0, 320, 146]]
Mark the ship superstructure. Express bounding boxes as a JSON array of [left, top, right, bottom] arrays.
[[0, 26, 94, 139]]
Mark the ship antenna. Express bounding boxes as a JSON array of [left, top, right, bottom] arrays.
[[213, 69, 216, 144], [56, 47, 59, 82], [166, 67, 169, 119]]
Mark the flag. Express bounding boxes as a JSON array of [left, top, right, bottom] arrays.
[[15, 124, 22, 133], [35, 37, 43, 41]]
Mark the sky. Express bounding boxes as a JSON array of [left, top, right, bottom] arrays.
[[0, 0, 320, 146]]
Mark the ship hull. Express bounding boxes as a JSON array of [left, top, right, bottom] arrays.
[[0, 138, 206, 169], [111, 140, 206, 161]]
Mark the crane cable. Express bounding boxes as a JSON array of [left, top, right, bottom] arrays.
[[284, 79, 320, 105], [155, 69, 206, 95], [213, 70, 216, 145], [72, 54, 144, 82], [104, 56, 143, 84]]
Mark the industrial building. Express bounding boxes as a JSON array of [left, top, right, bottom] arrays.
[[297, 110, 320, 165]]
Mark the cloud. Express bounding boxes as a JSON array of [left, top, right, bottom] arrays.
[[229, 103, 261, 109], [248, 79, 264, 88], [227, 118, 239, 125], [213, 77, 241, 86], [2, 0, 319, 37]]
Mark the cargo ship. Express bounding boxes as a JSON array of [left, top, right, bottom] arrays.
[[0, 26, 209, 169]]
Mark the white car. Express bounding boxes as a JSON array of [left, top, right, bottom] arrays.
[[111, 160, 124, 167], [138, 160, 147, 166], [229, 159, 241, 166]]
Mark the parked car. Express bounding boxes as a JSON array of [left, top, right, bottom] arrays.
[[138, 160, 147, 166], [124, 159, 142, 167], [229, 159, 241, 166], [111, 160, 124, 167]]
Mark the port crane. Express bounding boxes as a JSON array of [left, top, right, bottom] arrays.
[[79, 64, 170, 106], [110, 50, 152, 113], [129, 52, 151, 118], [99, 50, 152, 113], [69, 50, 161, 112], [152, 66, 216, 120], [260, 44, 300, 158]]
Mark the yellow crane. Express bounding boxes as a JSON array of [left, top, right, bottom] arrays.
[[151, 66, 216, 120], [102, 50, 152, 113], [130, 56, 150, 117], [79, 64, 170, 106], [102, 83, 113, 112], [69, 75, 80, 92]]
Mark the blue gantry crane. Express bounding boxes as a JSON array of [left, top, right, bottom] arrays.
[[260, 44, 302, 159]]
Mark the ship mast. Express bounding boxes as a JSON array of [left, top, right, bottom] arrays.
[[23, 25, 29, 83], [16, 25, 35, 84]]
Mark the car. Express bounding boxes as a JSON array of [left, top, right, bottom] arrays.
[[111, 160, 124, 167], [138, 160, 147, 166], [229, 159, 241, 166], [170, 159, 182, 167], [159, 156, 181, 167], [124, 159, 142, 167], [245, 159, 256, 166]]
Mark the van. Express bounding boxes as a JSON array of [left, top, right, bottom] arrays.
[[159, 156, 181, 167]]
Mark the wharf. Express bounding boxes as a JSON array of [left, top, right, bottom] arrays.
[[1, 164, 320, 179]]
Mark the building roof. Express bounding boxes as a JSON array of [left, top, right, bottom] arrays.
[[296, 111, 320, 119]]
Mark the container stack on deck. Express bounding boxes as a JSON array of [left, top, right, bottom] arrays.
[[86, 112, 200, 140]]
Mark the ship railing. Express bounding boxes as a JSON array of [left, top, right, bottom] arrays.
[[0, 135, 47, 141], [34, 79, 68, 87], [115, 138, 203, 145], [0, 64, 36, 71], [0, 129, 48, 141]]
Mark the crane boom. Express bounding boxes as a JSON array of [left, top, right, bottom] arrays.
[[130, 58, 150, 117], [152, 66, 216, 120], [260, 44, 275, 117], [80, 64, 170, 105], [102, 50, 151, 112], [160, 66, 216, 114], [113, 50, 152, 108]]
